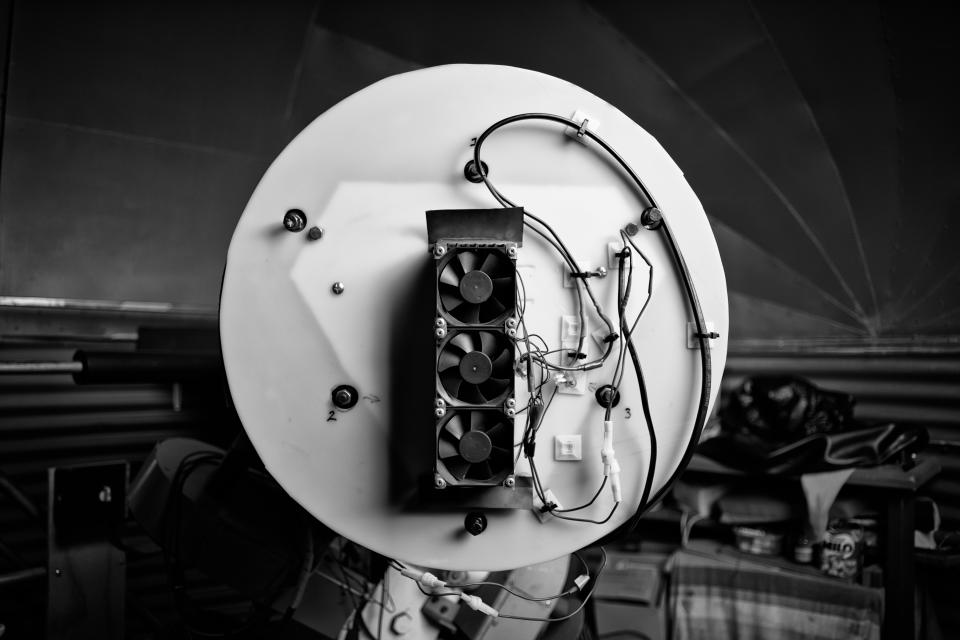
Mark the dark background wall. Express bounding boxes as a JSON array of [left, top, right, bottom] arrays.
[[1, 0, 958, 345]]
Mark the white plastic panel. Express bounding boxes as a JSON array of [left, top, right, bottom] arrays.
[[220, 64, 728, 571]]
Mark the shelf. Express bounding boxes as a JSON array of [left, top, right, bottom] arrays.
[[685, 454, 940, 492]]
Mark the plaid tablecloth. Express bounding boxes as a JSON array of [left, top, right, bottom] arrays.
[[670, 549, 883, 640]]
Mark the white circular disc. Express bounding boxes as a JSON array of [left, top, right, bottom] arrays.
[[220, 64, 728, 571]]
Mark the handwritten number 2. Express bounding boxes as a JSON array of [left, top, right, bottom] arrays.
[[327, 410, 337, 422]]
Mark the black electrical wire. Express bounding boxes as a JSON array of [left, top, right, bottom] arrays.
[[497, 547, 607, 622], [472, 112, 713, 530]]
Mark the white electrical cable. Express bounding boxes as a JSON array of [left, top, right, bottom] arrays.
[[601, 420, 623, 503]]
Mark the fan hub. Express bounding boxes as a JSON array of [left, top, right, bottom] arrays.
[[459, 270, 494, 304], [458, 430, 493, 464], [459, 351, 493, 384]]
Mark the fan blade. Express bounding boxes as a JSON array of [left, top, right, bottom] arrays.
[[454, 304, 481, 324], [459, 383, 485, 404], [470, 410, 487, 432], [440, 291, 464, 312], [484, 419, 506, 439], [479, 252, 501, 275], [445, 458, 470, 480], [479, 331, 496, 356], [438, 349, 460, 372], [440, 264, 461, 288], [441, 370, 463, 399], [449, 332, 474, 354], [479, 379, 508, 401], [479, 297, 507, 322], [489, 447, 512, 473], [457, 251, 479, 273], [438, 436, 459, 459], [445, 414, 467, 439], [469, 461, 494, 480], [492, 348, 512, 373]]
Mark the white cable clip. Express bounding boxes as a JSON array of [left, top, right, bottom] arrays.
[[601, 420, 622, 503], [460, 593, 499, 617]]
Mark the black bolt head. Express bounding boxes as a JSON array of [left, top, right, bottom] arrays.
[[464, 511, 487, 536], [332, 384, 359, 409], [283, 209, 307, 232]]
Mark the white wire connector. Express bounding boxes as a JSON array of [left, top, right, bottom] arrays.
[[573, 574, 591, 591], [459, 593, 499, 617], [601, 420, 623, 503], [400, 567, 447, 589]]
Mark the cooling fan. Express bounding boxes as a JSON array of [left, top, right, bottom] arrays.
[[438, 249, 516, 325], [436, 409, 513, 485], [438, 330, 514, 405]]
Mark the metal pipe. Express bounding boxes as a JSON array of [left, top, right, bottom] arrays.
[[0, 566, 45, 588], [0, 295, 216, 317], [0, 361, 83, 374]]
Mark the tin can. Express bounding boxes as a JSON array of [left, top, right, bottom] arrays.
[[820, 522, 863, 581]]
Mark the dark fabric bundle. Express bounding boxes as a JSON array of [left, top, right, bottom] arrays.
[[699, 376, 927, 474]]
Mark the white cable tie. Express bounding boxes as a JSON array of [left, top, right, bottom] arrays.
[[573, 574, 590, 591], [460, 593, 499, 617]]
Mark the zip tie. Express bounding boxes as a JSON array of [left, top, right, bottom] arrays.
[[573, 574, 590, 591]]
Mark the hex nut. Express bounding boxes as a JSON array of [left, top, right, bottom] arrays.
[[307, 226, 323, 240]]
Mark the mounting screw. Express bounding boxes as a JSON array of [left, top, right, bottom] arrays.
[[504, 476, 516, 488], [463, 159, 489, 183], [505, 398, 516, 408], [434, 398, 446, 409], [434, 476, 447, 489], [283, 209, 307, 232], [505, 407, 516, 417], [505, 318, 518, 328], [506, 328, 517, 338], [640, 207, 663, 230], [434, 407, 446, 418], [331, 282, 345, 295], [507, 246, 518, 258], [433, 245, 446, 258], [434, 318, 446, 328], [435, 327, 447, 339], [624, 222, 640, 236], [307, 226, 324, 240], [464, 511, 487, 536], [332, 384, 359, 409]]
